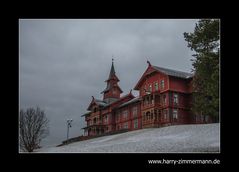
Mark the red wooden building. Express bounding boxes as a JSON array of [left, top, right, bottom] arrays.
[[82, 60, 210, 136]]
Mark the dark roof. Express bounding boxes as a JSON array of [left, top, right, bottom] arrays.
[[106, 60, 119, 82], [94, 99, 108, 107], [102, 92, 135, 108], [101, 83, 110, 94], [152, 66, 193, 79], [101, 84, 123, 94], [118, 97, 141, 108], [101, 61, 122, 94], [108, 61, 116, 80], [104, 97, 119, 104], [81, 111, 91, 117]]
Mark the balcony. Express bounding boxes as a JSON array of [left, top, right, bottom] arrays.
[[94, 121, 103, 125], [141, 93, 161, 110], [102, 109, 110, 115], [91, 111, 100, 117], [142, 101, 161, 110]]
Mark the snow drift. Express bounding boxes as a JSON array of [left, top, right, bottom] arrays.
[[36, 123, 220, 153]]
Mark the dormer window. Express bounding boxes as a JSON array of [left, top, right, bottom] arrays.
[[160, 80, 165, 89], [155, 81, 158, 91], [149, 84, 152, 92]]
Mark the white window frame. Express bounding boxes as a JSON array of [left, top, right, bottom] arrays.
[[132, 106, 138, 117], [134, 119, 138, 129], [161, 80, 165, 89], [104, 115, 108, 123], [123, 110, 128, 119], [163, 94, 166, 105], [174, 93, 178, 104], [149, 84, 152, 92], [154, 81, 159, 91], [124, 122, 128, 129], [164, 110, 168, 120], [173, 109, 178, 119]]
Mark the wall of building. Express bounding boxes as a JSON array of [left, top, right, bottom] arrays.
[[169, 76, 192, 93], [139, 72, 169, 97], [83, 64, 202, 137], [115, 102, 141, 131]]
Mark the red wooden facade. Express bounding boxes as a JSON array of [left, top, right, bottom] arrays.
[[82, 60, 211, 136]]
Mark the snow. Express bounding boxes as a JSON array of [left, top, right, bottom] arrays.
[[36, 123, 220, 153]]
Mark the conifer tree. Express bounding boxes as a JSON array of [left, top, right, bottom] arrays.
[[184, 19, 219, 122]]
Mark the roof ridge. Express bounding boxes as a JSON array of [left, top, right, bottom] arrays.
[[152, 65, 192, 74], [152, 65, 193, 79]]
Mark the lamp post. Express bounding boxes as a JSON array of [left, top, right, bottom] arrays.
[[66, 119, 73, 140]]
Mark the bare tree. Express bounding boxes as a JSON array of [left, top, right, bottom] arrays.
[[19, 107, 49, 152]]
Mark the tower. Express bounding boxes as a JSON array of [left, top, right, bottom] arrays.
[[101, 59, 123, 103]]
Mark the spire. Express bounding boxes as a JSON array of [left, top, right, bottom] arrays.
[[108, 58, 116, 79], [101, 59, 122, 96], [147, 60, 151, 66]]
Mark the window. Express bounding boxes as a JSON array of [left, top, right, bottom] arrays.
[[163, 110, 168, 120], [162, 95, 166, 105], [116, 112, 120, 122], [146, 111, 150, 120], [132, 106, 138, 117], [134, 119, 138, 129], [113, 88, 117, 95], [173, 109, 178, 119], [146, 97, 149, 105], [123, 110, 128, 119], [174, 93, 178, 104], [155, 81, 159, 91], [124, 122, 128, 129], [161, 80, 165, 89], [149, 84, 152, 92], [144, 85, 147, 93], [205, 115, 210, 123], [104, 115, 108, 123]]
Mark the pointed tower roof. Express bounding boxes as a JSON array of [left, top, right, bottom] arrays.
[[108, 58, 115, 79], [106, 58, 119, 82], [101, 59, 122, 94]]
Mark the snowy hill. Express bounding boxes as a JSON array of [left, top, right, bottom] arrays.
[[37, 123, 220, 153]]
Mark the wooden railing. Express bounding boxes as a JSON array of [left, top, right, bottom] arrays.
[[141, 102, 161, 110]]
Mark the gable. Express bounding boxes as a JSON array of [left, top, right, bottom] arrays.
[[87, 97, 108, 111], [134, 65, 157, 90], [134, 64, 193, 90]]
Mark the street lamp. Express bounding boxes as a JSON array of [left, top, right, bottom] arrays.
[[66, 119, 73, 140]]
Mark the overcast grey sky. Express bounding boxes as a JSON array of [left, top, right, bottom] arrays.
[[19, 19, 198, 147]]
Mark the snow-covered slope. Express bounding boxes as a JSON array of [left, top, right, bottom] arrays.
[[37, 123, 220, 153]]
